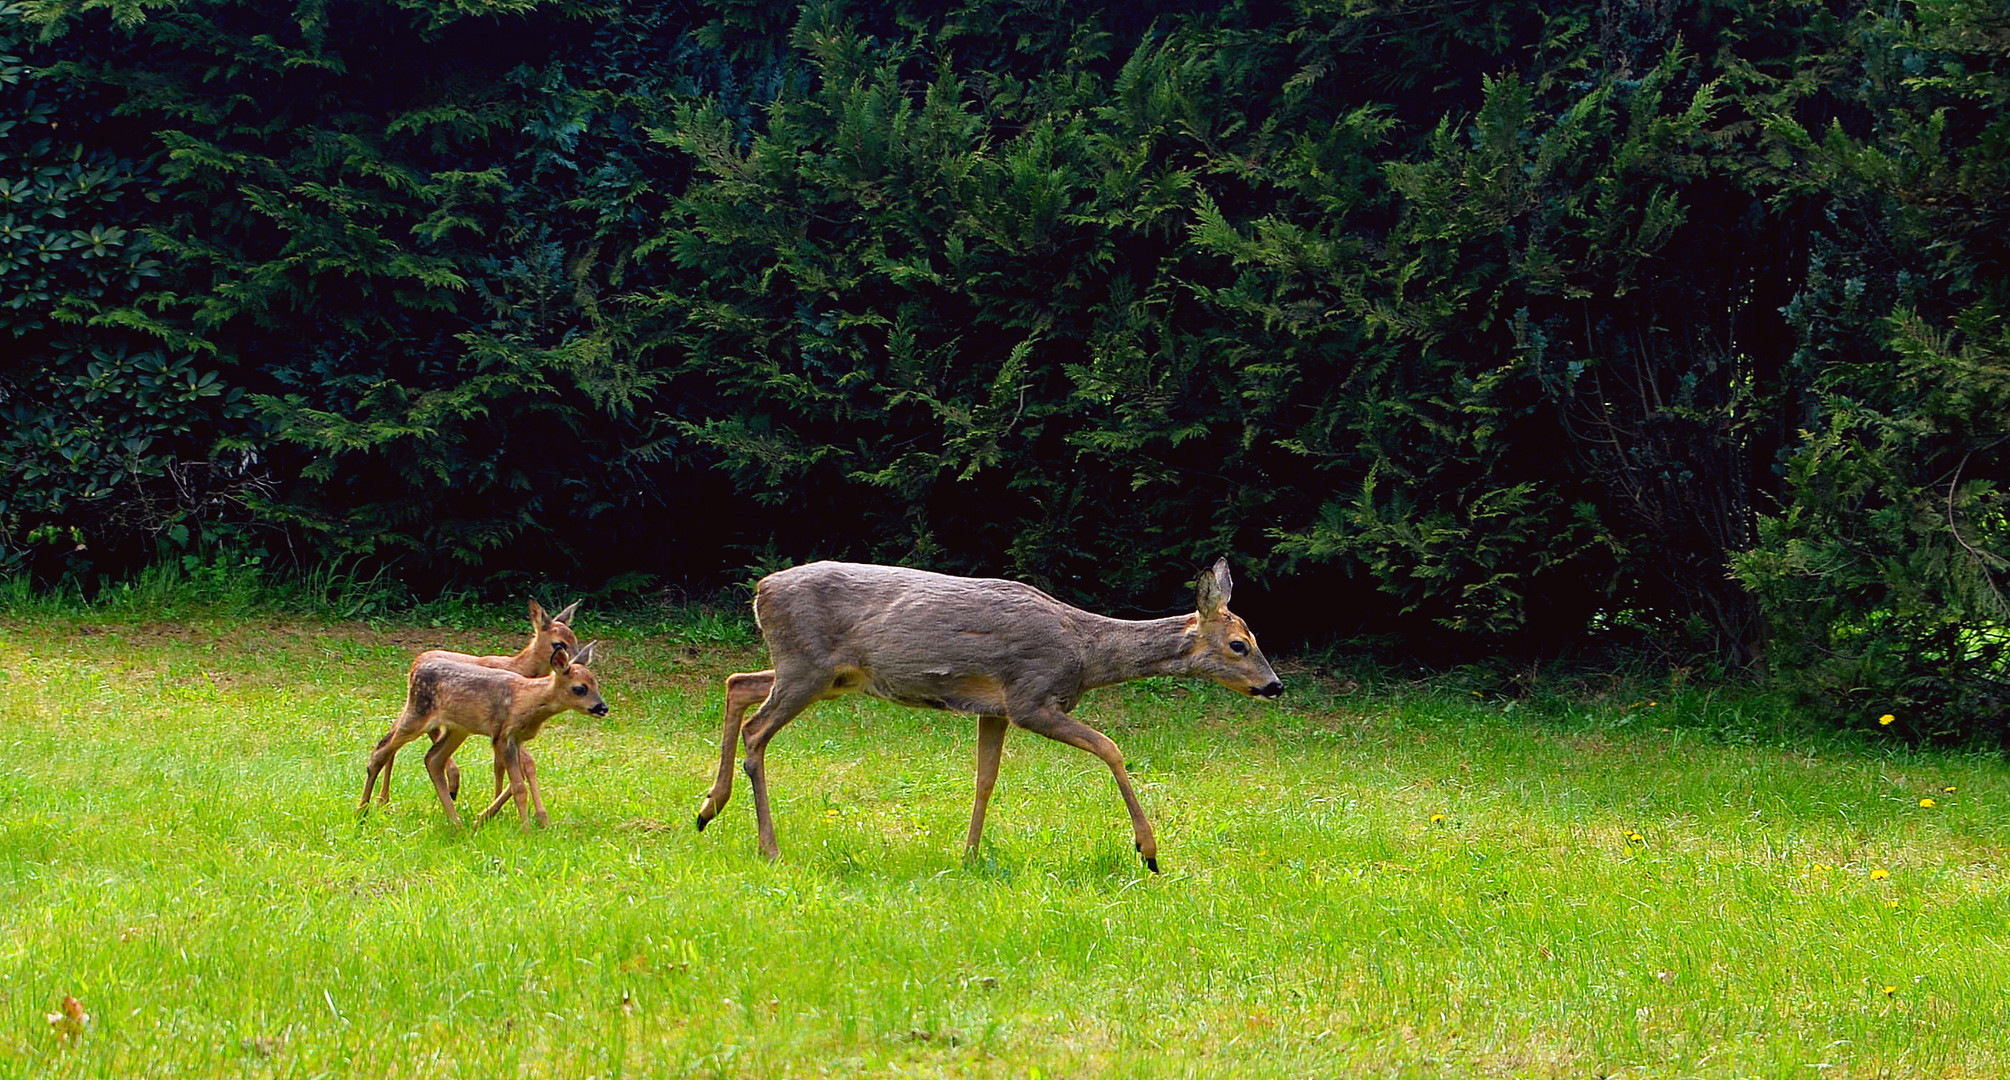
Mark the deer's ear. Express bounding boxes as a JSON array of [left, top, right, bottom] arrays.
[[548, 640, 571, 668], [530, 598, 551, 628], [1196, 558, 1233, 618], [572, 640, 598, 667], [552, 600, 581, 626]]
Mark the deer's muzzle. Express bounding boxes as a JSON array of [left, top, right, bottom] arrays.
[[1250, 680, 1283, 699]]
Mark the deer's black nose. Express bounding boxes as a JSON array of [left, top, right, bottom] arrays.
[[590, 704, 610, 716], [1252, 680, 1283, 698]]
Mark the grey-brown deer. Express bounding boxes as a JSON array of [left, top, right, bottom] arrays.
[[694, 559, 1282, 871], [359, 641, 608, 828], [369, 598, 580, 806]]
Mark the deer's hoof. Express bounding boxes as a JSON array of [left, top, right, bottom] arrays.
[[1136, 843, 1160, 874]]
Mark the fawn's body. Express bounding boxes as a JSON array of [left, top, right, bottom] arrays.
[[695, 559, 1281, 870], [360, 641, 607, 828]]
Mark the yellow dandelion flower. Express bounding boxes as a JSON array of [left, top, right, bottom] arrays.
[[1880, 984, 1898, 997], [1943, 785, 1956, 793], [1646, 700, 1659, 707], [1878, 713, 1896, 725], [1884, 899, 1899, 909], [1812, 863, 1831, 872], [1430, 813, 1447, 824], [1626, 831, 1645, 844], [1920, 797, 1936, 808], [1870, 868, 1890, 880]]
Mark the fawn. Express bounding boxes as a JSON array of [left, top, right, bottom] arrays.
[[369, 598, 580, 805], [695, 558, 1281, 871], [359, 641, 608, 828]]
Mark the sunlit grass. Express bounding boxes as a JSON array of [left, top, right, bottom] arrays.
[[1, 611, 2006, 1078]]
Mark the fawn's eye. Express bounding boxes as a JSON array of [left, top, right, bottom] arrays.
[[1229, 640, 1250, 655], [571, 685, 588, 696]]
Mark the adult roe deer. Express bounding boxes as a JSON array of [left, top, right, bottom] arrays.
[[369, 598, 580, 806], [694, 559, 1282, 871], [359, 641, 608, 828]]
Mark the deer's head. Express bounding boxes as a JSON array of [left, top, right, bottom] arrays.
[[550, 640, 609, 717], [1187, 559, 1283, 699], [531, 598, 583, 675]]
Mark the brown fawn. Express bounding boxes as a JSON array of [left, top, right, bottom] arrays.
[[695, 558, 1282, 871], [359, 641, 608, 828], [370, 598, 580, 805]]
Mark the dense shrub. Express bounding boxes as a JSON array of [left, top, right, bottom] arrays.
[[5, 0, 2004, 732]]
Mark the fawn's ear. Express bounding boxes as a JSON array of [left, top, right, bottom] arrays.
[[548, 640, 571, 668], [572, 640, 599, 668], [552, 600, 581, 626], [530, 598, 551, 628], [1195, 558, 1233, 620]]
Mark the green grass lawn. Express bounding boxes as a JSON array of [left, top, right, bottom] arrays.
[[2, 611, 2007, 1078]]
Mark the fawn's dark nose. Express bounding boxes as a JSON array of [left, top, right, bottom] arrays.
[[590, 703, 609, 716], [1252, 680, 1283, 699]]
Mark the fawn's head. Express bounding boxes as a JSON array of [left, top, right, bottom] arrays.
[[530, 599, 583, 672], [1186, 559, 1283, 699], [549, 640, 609, 717]]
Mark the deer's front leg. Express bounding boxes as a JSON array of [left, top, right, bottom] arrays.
[[478, 739, 534, 829], [698, 670, 775, 831], [522, 750, 546, 828], [492, 746, 542, 826], [965, 714, 1008, 859], [1011, 706, 1159, 873], [737, 673, 825, 862]]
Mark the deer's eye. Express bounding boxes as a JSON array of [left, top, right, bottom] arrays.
[[572, 685, 589, 696], [1229, 640, 1250, 655]]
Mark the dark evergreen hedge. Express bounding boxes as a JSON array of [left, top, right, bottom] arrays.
[[5, 0, 2004, 732]]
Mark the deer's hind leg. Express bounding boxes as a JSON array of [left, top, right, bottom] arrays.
[[696, 670, 775, 831], [1011, 706, 1159, 873], [360, 712, 429, 812], [965, 714, 1008, 859], [423, 728, 473, 827]]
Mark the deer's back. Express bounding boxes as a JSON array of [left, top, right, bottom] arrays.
[[418, 647, 534, 677], [754, 561, 1088, 710], [407, 656, 521, 734]]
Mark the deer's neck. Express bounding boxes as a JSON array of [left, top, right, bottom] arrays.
[[1077, 613, 1198, 690], [505, 642, 544, 677], [506, 688, 567, 738]]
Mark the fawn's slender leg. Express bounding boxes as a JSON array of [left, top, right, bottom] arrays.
[[965, 714, 1008, 857], [478, 739, 533, 828], [696, 670, 775, 830], [360, 718, 427, 810], [522, 751, 546, 827], [738, 673, 826, 861], [492, 747, 537, 815], [1011, 707, 1159, 873], [424, 728, 472, 827]]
